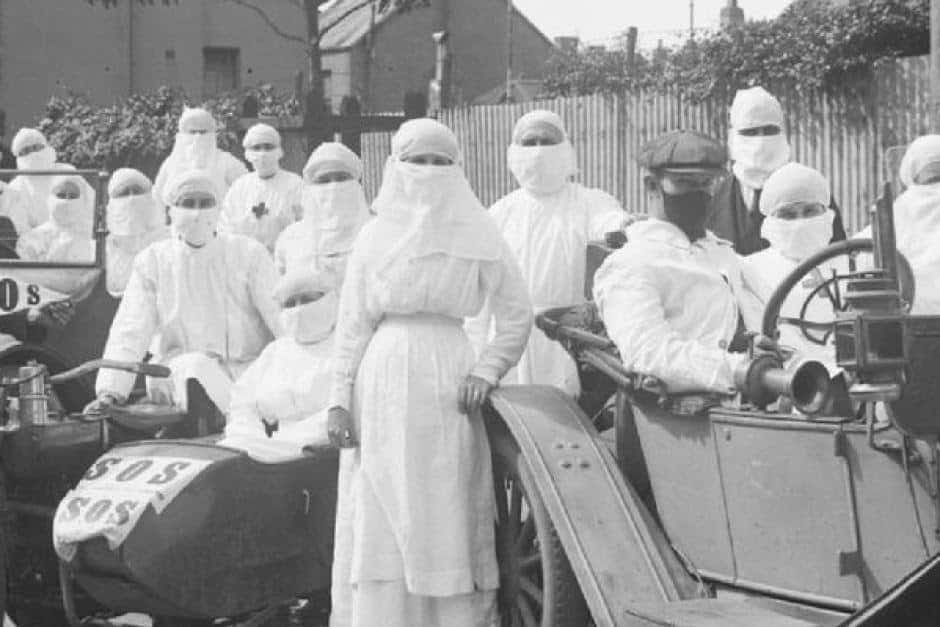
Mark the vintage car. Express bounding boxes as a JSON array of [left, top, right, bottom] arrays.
[[55, 182, 939, 627], [0, 169, 254, 626], [482, 184, 940, 626]]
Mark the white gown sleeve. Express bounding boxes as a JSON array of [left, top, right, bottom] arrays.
[[737, 256, 771, 334], [470, 239, 534, 385], [583, 188, 627, 240], [593, 253, 746, 394], [273, 232, 288, 274], [328, 233, 380, 410], [275, 408, 329, 448], [288, 176, 304, 222], [223, 152, 249, 186], [224, 348, 270, 439], [217, 179, 240, 234], [96, 251, 161, 401], [246, 241, 283, 337]]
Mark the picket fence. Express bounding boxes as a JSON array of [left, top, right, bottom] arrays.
[[353, 55, 932, 235]]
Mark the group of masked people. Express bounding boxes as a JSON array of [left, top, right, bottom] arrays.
[[12, 80, 940, 627]]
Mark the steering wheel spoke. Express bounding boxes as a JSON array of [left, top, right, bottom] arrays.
[[761, 239, 915, 350]]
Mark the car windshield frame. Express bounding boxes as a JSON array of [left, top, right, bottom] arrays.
[[0, 168, 108, 270]]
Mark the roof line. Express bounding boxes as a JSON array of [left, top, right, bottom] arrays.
[[320, 0, 557, 51]]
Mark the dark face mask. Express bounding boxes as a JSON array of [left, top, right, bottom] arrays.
[[662, 191, 712, 241]]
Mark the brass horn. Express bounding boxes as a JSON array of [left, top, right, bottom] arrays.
[[736, 354, 832, 415]]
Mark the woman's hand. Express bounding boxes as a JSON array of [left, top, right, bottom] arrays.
[[458, 375, 493, 415], [327, 406, 358, 448], [83, 393, 119, 415]]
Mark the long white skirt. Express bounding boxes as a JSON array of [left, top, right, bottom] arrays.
[[330, 314, 499, 627]]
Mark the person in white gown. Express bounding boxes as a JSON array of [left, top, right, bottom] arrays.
[[741, 163, 844, 374], [87, 170, 281, 416], [856, 134, 940, 314], [152, 107, 247, 210], [105, 168, 168, 298], [466, 109, 627, 397], [17, 174, 95, 262], [218, 269, 335, 462], [219, 123, 303, 252], [326, 118, 532, 627], [8, 127, 87, 231], [274, 142, 371, 289]]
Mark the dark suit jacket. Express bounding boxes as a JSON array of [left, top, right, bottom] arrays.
[[706, 175, 847, 255]]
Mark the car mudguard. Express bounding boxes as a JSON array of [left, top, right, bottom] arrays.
[[487, 384, 703, 627]]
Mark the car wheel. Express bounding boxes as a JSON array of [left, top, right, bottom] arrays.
[[490, 434, 590, 627]]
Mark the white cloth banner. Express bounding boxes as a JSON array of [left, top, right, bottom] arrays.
[[53, 454, 213, 562]]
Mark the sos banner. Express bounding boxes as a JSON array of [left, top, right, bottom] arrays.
[[0, 275, 69, 313], [53, 454, 214, 562]]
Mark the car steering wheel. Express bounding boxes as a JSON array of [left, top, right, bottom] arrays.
[[760, 239, 915, 346]]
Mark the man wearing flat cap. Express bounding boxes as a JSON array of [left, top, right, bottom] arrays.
[[592, 130, 762, 394]]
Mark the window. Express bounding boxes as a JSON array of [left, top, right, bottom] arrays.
[[202, 47, 240, 97]]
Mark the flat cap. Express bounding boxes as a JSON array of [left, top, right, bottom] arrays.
[[638, 130, 727, 173]]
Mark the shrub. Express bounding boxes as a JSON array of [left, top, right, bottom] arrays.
[[37, 84, 301, 178]]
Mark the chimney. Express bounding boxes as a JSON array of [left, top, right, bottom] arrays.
[[720, 0, 744, 30], [554, 36, 580, 55]]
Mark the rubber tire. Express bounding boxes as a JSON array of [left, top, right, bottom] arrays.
[[490, 433, 590, 627]]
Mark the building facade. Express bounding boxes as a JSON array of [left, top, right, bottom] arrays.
[[0, 0, 553, 134], [0, 0, 308, 131], [320, 0, 555, 112]]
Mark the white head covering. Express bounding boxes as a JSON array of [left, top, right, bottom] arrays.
[[730, 87, 785, 130], [303, 142, 363, 182], [12, 128, 49, 156], [165, 170, 219, 206], [273, 268, 338, 344], [178, 107, 217, 133], [12, 127, 58, 173], [108, 168, 152, 197], [170, 108, 219, 173], [898, 135, 940, 188], [300, 143, 370, 253], [759, 163, 833, 261], [242, 123, 283, 176], [758, 162, 831, 216], [242, 123, 281, 149], [729, 87, 790, 190], [372, 118, 501, 269], [507, 110, 577, 195], [49, 174, 94, 234], [107, 168, 161, 236], [511, 110, 568, 145]]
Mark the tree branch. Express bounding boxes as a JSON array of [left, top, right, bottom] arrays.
[[224, 0, 306, 43]]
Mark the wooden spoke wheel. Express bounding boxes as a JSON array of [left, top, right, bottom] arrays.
[[490, 434, 589, 627]]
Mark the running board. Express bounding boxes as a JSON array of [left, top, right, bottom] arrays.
[[488, 385, 702, 627]]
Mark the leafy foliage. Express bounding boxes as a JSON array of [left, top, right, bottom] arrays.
[[544, 0, 930, 100], [37, 85, 300, 177]]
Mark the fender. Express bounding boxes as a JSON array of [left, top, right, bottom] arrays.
[[487, 384, 702, 626]]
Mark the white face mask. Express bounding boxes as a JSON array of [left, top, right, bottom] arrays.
[[278, 291, 338, 344], [761, 211, 833, 262], [507, 143, 575, 195], [50, 198, 90, 233], [303, 180, 362, 227], [730, 134, 790, 189], [17, 146, 56, 171], [169, 206, 219, 247], [245, 148, 281, 178], [394, 162, 462, 216], [108, 195, 156, 237], [175, 133, 216, 168]]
